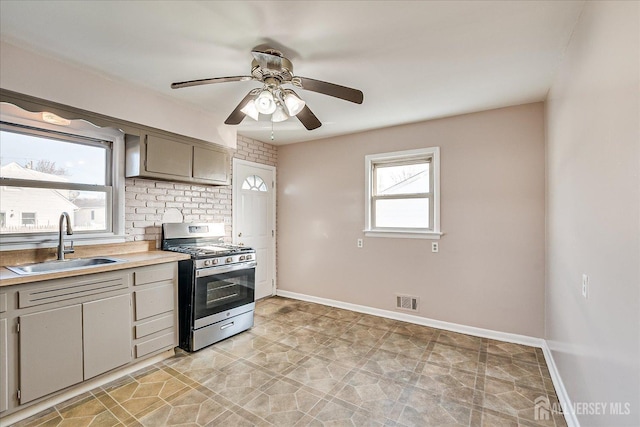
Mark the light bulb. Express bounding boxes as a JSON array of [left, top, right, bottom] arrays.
[[254, 90, 276, 115], [240, 100, 259, 120], [271, 104, 289, 122], [283, 90, 306, 116]]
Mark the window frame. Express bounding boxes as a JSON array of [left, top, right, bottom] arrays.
[[364, 147, 442, 239], [0, 102, 125, 249]]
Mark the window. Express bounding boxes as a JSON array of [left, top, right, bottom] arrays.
[[0, 103, 124, 247], [242, 175, 268, 192], [21, 212, 36, 226], [365, 147, 441, 239]]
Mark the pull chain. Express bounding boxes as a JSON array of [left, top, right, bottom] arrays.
[[270, 120, 275, 141]]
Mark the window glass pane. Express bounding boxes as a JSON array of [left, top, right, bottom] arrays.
[[376, 163, 429, 195], [0, 130, 107, 185], [0, 187, 107, 234], [375, 198, 429, 228], [241, 175, 268, 192]]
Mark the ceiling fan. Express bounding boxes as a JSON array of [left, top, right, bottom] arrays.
[[171, 49, 364, 131]]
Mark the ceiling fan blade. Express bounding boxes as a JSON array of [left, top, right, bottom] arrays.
[[296, 105, 322, 130], [171, 76, 253, 89], [251, 50, 284, 71], [297, 77, 364, 104], [224, 90, 257, 125]]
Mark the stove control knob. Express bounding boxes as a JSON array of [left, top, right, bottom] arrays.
[[226, 257, 233, 263], [213, 259, 219, 265], [246, 255, 252, 260], [204, 260, 212, 267], [239, 255, 246, 261]]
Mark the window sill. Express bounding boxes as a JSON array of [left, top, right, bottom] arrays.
[[0, 234, 126, 251], [363, 230, 443, 240]]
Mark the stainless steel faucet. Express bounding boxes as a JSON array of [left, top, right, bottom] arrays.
[[57, 212, 74, 261]]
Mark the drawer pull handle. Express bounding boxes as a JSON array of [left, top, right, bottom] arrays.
[[220, 322, 234, 330]]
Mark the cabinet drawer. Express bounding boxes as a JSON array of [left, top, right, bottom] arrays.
[[135, 331, 175, 358], [134, 283, 174, 321], [134, 264, 175, 286], [135, 313, 174, 339], [0, 293, 6, 313], [19, 275, 128, 308]]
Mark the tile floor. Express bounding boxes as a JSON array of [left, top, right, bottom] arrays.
[[12, 297, 567, 427]]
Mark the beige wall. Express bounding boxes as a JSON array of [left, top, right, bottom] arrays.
[[278, 103, 546, 337], [546, 1, 640, 425]]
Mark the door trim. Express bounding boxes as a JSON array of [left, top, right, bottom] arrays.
[[232, 158, 277, 296]]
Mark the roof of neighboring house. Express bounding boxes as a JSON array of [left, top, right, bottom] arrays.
[[0, 162, 69, 182], [381, 170, 429, 195], [0, 162, 78, 210], [73, 198, 105, 208]]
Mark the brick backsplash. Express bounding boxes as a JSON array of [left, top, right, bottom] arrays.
[[125, 135, 277, 247]]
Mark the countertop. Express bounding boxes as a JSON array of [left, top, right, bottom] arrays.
[[0, 248, 190, 287]]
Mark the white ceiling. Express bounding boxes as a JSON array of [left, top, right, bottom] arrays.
[[0, 1, 584, 145]]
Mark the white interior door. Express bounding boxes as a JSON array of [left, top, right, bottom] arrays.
[[233, 159, 276, 300]]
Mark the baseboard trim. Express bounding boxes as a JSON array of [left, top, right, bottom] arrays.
[[541, 341, 580, 427], [276, 289, 577, 427], [0, 349, 174, 426], [276, 290, 545, 348]]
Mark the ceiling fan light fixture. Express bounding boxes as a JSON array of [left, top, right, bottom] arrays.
[[283, 90, 305, 116], [240, 99, 260, 121], [254, 89, 277, 115], [271, 104, 289, 123]]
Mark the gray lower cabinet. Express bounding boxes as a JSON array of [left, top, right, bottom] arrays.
[[19, 305, 84, 404], [1, 261, 178, 417], [132, 263, 178, 359], [83, 294, 132, 379], [0, 317, 8, 412], [18, 294, 132, 403]]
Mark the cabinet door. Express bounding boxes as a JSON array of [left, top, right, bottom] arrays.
[[134, 283, 174, 321], [193, 145, 230, 184], [83, 294, 132, 379], [0, 318, 7, 412], [145, 134, 192, 178], [19, 305, 83, 404]]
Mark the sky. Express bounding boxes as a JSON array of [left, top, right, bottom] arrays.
[[0, 130, 107, 185]]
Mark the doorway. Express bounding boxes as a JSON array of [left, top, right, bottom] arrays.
[[232, 159, 276, 300]]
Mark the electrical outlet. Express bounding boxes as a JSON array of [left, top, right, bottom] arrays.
[[582, 274, 589, 299], [357, 238, 363, 248], [431, 242, 439, 253]]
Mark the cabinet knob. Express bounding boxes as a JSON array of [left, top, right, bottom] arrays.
[[238, 232, 242, 237]]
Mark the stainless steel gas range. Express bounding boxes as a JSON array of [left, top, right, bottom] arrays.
[[162, 222, 256, 352]]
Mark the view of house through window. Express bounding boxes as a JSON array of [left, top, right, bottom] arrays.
[[374, 161, 430, 228], [365, 147, 440, 236], [0, 127, 111, 235]]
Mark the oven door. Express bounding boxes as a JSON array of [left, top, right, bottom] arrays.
[[193, 262, 255, 327]]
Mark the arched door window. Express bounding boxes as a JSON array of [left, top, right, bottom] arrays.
[[242, 175, 268, 192]]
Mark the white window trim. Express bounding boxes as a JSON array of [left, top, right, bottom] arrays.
[[0, 102, 125, 250], [364, 147, 442, 239]]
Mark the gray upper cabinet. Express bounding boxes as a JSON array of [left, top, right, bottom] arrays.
[[126, 132, 231, 185], [145, 135, 192, 178]]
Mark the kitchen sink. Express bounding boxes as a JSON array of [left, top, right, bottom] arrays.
[[6, 257, 125, 275]]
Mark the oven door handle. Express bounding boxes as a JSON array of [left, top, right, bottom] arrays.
[[196, 261, 257, 277]]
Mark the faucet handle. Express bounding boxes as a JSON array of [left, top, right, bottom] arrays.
[[64, 241, 75, 254]]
